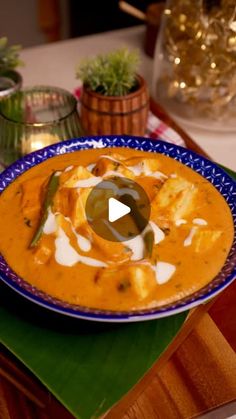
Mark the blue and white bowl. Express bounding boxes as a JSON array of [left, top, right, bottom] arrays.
[[0, 136, 235, 322]]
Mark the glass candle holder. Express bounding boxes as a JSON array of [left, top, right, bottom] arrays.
[[152, 0, 236, 131], [0, 86, 83, 168], [0, 70, 22, 100]]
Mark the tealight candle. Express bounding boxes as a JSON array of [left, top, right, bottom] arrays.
[[21, 133, 60, 155], [0, 86, 83, 166]]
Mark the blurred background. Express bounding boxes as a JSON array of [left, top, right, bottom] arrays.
[[0, 0, 158, 48]]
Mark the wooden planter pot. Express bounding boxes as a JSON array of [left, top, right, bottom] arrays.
[[80, 75, 149, 136]]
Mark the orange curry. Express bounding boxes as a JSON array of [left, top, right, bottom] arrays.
[[0, 148, 233, 311]]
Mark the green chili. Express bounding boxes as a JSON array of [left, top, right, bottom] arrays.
[[143, 228, 154, 258], [29, 172, 59, 248]]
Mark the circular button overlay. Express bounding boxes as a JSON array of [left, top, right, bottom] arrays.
[[85, 177, 151, 242]]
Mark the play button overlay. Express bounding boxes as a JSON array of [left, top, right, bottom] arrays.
[[85, 177, 150, 242], [108, 198, 131, 223]]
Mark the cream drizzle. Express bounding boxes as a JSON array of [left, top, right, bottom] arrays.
[[127, 164, 167, 180], [103, 171, 125, 178], [55, 228, 107, 268], [43, 208, 57, 234], [154, 261, 176, 284], [102, 220, 144, 261], [103, 220, 165, 261], [70, 225, 91, 252], [99, 155, 123, 163], [124, 235, 145, 261], [99, 180, 140, 199], [74, 177, 103, 188], [175, 219, 187, 226], [148, 171, 168, 180], [127, 163, 143, 176], [43, 210, 92, 253], [60, 215, 92, 253], [96, 155, 167, 179], [64, 165, 74, 172], [184, 227, 197, 247], [193, 218, 208, 226], [86, 163, 96, 172], [148, 221, 165, 244]]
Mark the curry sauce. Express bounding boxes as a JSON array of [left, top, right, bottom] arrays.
[[0, 148, 234, 311]]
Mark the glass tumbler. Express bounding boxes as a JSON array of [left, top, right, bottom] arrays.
[[0, 86, 83, 169]]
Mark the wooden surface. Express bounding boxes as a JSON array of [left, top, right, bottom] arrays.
[[0, 97, 236, 418], [38, 0, 61, 43], [121, 313, 236, 419], [210, 280, 236, 353], [1, 298, 236, 419]]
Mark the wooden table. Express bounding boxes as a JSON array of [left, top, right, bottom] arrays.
[[1, 97, 236, 419]]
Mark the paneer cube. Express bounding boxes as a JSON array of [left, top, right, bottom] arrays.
[[151, 177, 197, 222], [127, 265, 156, 300], [124, 157, 161, 176], [53, 187, 73, 216], [142, 158, 162, 175], [92, 155, 135, 179], [96, 264, 156, 300], [60, 166, 93, 188], [194, 229, 222, 253], [55, 213, 68, 232], [21, 176, 46, 218], [53, 186, 92, 229], [70, 188, 92, 229], [33, 242, 52, 264]]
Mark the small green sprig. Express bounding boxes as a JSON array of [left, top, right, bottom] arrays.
[[76, 48, 140, 96], [0, 37, 23, 74]]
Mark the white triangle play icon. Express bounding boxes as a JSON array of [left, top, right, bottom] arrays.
[[108, 197, 131, 223]]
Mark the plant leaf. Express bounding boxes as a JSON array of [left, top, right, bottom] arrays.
[[0, 284, 187, 419], [76, 48, 140, 96]]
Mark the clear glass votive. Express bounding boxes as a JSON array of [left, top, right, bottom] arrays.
[[0, 85, 83, 168], [0, 70, 22, 100]]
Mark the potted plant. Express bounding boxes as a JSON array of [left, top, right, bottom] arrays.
[[0, 37, 23, 99], [76, 48, 149, 136]]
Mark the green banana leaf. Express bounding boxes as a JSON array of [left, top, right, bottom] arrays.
[[0, 282, 186, 419], [220, 165, 236, 181]]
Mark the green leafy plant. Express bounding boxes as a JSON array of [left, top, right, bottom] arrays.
[[76, 48, 140, 96], [0, 37, 23, 74]]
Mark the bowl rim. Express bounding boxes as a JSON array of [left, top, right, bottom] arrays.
[[0, 70, 22, 99], [0, 135, 235, 322]]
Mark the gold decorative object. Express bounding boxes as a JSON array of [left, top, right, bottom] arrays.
[[153, 0, 236, 130]]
